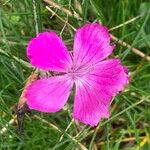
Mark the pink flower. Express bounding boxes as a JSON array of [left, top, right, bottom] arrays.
[[25, 23, 129, 126]]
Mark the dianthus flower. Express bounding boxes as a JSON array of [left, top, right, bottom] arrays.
[[25, 23, 129, 126]]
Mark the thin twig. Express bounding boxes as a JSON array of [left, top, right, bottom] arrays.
[[43, 0, 81, 20], [59, 0, 71, 37], [110, 34, 150, 61], [46, 6, 76, 31]]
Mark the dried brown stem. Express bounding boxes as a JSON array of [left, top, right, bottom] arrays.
[[111, 34, 150, 61], [43, 0, 81, 20], [46, 6, 76, 31]]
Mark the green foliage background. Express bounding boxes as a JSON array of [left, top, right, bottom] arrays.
[[0, 0, 150, 149]]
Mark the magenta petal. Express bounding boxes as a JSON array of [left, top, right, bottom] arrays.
[[27, 32, 72, 72], [73, 59, 129, 126], [73, 81, 109, 126], [73, 23, 114, 68], [25, 75, 73, 112]]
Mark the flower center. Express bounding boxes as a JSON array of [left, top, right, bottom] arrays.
[[67, 65, 94, 80]]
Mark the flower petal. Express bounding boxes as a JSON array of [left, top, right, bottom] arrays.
[[73, 59, 129, 126], [73, 23, 114, 68], [27, 32, 72, 72], [25, 75, 73, 112]]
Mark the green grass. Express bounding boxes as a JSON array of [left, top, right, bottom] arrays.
[[0, 0, 150, 149]]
